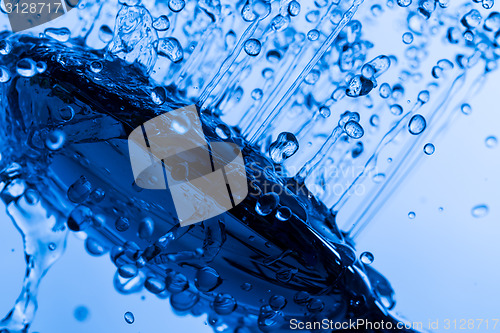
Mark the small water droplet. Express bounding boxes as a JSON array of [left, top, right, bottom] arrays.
[[360, 251, 374, 264], [115, 217, 130, 232], [485, 136, 498, 148], [402, 32, 414, 44], [269, 132, 299, 164], [269, 295, 287, 310], [124, 311, 135, 324], [471, 204, 489, 218], [67, 176, 92, 204], [168, 0, 185, 12], [461, 103, 472, 115], [213, 294, 237, 315], [423, 143, 435, 155], [90, 61, 103, 73], [48, 242, 56, 251], [74, 306, 89, 322]]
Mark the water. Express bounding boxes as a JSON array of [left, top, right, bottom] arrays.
[[0, 0, 498, 332]]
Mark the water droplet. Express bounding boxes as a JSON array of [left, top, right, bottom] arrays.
[[288, 0, 301, 16], [483, 0, 495, 9], [379, 83, 391, 98], [307, 29, 320, 41], [408, 211, 416, 219], [344, 121, 364, 139], [461, 10, 482, 29], [0, 40, 12, 55], [294, 291, 311, 305], [16, 58, 37, 77], [67, 176, 92, 204], [244, 38, 261, 56], [153, 15, 170, 31], [485, 136, 498, 148], [158, 37, 183, 63], [251, 88, 263, 100], [74, 306, 89, 322], [115, 217, 130, 232], [85, 237, 106, 256], [402, 32, 414, 44], [471, 204, 489, 218], [269, 132, 299, 164], [346, 75, 374, 97], [213, 294, 237, 315], [124, 311, 135, 324], [256, 193, 280, 216], [0, 66, 10, 83], [408, 114, 426, 135], [59, 106, 75, 122], [90, 61, 103, 73], [44, 27, 71, 42], [269, 295, 287, 310], [360, 251, 374, 265], [461, 103, 472, 115], [67, 205, 93, 232], [195, 266, 220, 292], [372, 173, 386, 183], [166, 271, 189, 293], [319, 106, 331, 118], [138, 217, 154, 239], [45, 130, 66, 150], [276, 206, 292, 221], [145, 276, 166, 294], [397, 0, 412, 7], [168, 0, 185, 12], [36, 61, 47, 73], [98, 25, 113, 43], [118, 264, 138, 278], [423, 143, 435, 155], [271, 14, 290, 31], [307, 299, 324, 313]]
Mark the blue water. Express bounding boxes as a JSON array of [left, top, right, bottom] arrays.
[[0, 0, 498, 332]]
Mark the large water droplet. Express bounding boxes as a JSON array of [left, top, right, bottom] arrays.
[[44, 27, 71, 42], [67, 176, 92, 203], [269, 132, 299, 164], [408, 114, 426, 135], [153, 15, 170, 31]]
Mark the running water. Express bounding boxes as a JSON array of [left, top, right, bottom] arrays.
[[0, 0, 497, 332]]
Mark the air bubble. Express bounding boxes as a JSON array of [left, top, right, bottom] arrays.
[[151, 86, 167, 105], [397, 0, 412, 7], [307, 29, 320, 41], [461, 103, 472, 115], [0, 40, 12, 55], [408, 211, 416, 219], [379, 83, 391, 98], [90, 61, 103, 73], [288, 1, 301, 16]]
